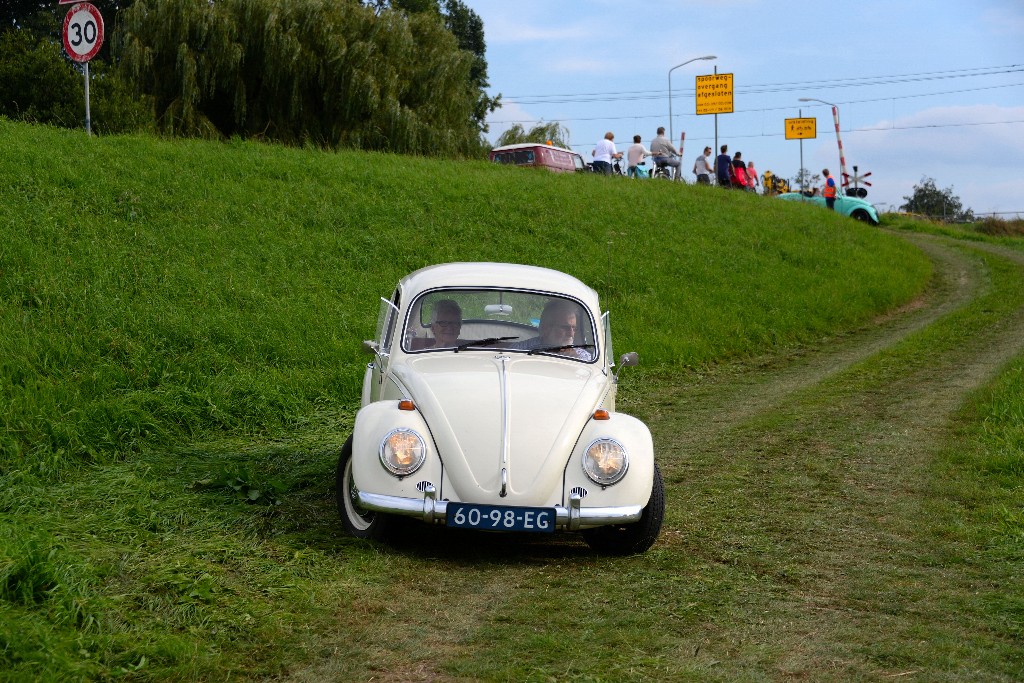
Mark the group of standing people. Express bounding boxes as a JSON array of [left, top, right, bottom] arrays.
[[709, 145, 759, 191], [592, 126, 685, 178], [593, 130, 764, 193], [590, 131, 839, 209]]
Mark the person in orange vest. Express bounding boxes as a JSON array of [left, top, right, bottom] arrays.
[[822, 168, 838, 210]]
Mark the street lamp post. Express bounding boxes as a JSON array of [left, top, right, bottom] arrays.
[[669, 55, 716, 146], [799, 97, 847, 188]]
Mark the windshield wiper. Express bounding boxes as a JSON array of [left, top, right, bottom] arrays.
[[528, 343, 595, 355], [455, 336, 519, 352]]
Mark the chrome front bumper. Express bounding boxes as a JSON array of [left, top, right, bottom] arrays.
[[357, 486, 643, 531]]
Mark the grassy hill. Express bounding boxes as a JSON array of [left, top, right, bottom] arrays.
[[0, 119, 930, 477], [17, 119, 1009, 680]]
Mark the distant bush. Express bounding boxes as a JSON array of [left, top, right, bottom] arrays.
[[900, 176, 974, 223], [975, 216, 1024, 237], [0, 28, 81, 127], [0, 27, 153, 134]]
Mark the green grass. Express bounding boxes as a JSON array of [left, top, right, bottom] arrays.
[[7, 119, 1024, 680], [1, 118, 928, 475], [884, 213, 1024, 250]]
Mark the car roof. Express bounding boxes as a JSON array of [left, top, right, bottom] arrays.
[[490, 143, 581, 157], [399, 262, 600, 310]]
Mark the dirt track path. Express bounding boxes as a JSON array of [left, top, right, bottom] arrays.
[[642, 234, 1024, 679], [284, 233, 1024, 682]]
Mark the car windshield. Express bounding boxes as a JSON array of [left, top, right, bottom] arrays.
[[403, 289, 598, 362]]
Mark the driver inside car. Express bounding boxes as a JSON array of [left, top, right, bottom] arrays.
[[508, 299, 593, 361]]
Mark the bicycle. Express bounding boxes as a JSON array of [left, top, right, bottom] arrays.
[[651, 154, 682, 181]]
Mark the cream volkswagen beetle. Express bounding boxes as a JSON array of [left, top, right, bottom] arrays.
[[336, 263, 664, 554]]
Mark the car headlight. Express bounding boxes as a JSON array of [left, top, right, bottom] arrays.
[[379, 428, 427, 477], [582, 438, 628, 486]]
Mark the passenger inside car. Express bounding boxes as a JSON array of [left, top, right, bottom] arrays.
[[410, 299, 464, 349]]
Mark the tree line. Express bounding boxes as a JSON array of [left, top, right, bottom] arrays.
[[1, 0, 499, 157]]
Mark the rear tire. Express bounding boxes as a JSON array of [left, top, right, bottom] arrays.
[[851, 209, 877, 226], [582, 463, 665, 555], [336, 435, 392, 540]]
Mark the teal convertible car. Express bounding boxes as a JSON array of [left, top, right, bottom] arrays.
[[777, 192, 880, 225]]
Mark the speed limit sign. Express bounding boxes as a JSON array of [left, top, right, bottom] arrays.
[[62, 3, 104, 63]]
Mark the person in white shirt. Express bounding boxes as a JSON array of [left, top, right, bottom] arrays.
[[693, 146, 713, 184], [626, 135, 652, 178], [591, 131, 622, 175], [649, 126, 682, 180]]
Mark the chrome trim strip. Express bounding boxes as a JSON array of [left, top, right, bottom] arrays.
[[387, 374, 409, 399], [356, 491, 643, 528], [497, 354, 511, 497]]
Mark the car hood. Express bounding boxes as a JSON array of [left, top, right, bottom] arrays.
[[392, 353, 605, 505]]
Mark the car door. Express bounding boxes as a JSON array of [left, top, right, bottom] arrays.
[[362, 289, 401, 406]]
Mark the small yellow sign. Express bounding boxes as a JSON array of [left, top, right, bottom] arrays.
[[696, 73, 733, 115], [785, 117, 816, 140]]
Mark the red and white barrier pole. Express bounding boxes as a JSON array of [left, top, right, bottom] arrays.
[[679, 132, 685, 181], [831, 105, 848, 186]]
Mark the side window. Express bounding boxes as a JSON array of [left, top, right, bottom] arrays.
[[513, 150, 535, 165]]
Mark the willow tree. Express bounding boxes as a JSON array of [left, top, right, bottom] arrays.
[[117, 0, 483, 155], [496, 122, 571, 150]]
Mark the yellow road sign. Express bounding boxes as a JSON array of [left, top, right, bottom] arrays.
[[785, 117, 816, 140], [696, 73, 733, 115]]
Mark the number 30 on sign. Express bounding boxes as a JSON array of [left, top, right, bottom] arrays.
[[62, 3, 105, 63]]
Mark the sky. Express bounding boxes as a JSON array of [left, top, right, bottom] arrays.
[[465, 0, 1024, 217]]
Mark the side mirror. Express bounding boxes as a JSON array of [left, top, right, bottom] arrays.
[[614, 352, 638, 380], [362, 340, 380, 355]]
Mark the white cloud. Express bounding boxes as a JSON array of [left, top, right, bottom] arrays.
[[850, 105, 1024, 215], [484, 15, 593, 44], [981, 6, 1024, 36]]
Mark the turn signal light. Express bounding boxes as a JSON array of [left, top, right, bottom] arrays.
[[593, 410, 610, 420], [398, 399, 416, 411]]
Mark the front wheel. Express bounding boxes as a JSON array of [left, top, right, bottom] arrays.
[[336, 435, 392, 539], [582, 463, 665, 555]]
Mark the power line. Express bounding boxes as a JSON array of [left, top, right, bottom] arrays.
[[501, 64, 1024, 105], [489, 82, 1024, 125], [555, 118, 1024, 151], [501, 64, 1019, 100]]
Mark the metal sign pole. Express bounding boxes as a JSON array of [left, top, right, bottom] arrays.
[[799, 108, 803, 193], [713, 66, 718, 164], [84, 61, 91, 136]]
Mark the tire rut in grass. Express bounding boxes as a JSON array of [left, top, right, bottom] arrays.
[[650, 235, 1024, 678], [633, 232, 984, 449]]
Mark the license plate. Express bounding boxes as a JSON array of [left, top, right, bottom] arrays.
[[446, 502, 556, 533]]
